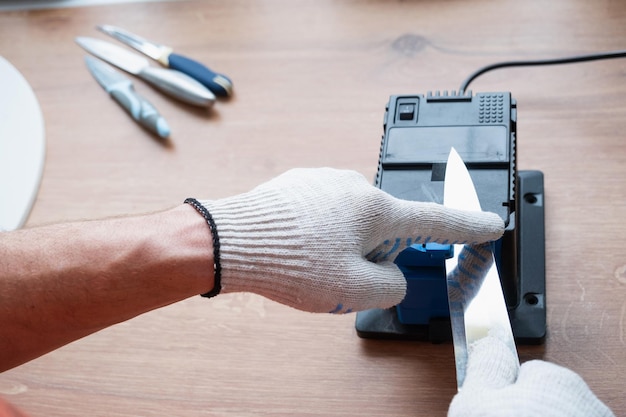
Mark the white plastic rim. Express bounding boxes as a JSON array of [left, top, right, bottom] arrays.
[[0, 56, 46, 231]]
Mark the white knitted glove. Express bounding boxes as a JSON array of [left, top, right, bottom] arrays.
[[448, 336, 615, 417], [446, 242, 494, 307], [195, 168, 504, 313]]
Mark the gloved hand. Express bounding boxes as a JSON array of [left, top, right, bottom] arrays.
[[448, 336, 615, 417], [193, 168, 504, 313], [446, 242, 494, 308]]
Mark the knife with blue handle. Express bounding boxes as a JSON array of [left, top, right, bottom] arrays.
[[98, 24, 233, 97], [76, 37, 216, 108], [85, 56, 170, 139]]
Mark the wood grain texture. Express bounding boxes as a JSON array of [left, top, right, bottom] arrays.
[[1, 0, 625, 415]]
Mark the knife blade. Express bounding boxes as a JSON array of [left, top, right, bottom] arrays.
[[97, 24, 233, 97], [85, 56, 170, 140], [444, 147, 518, 390], [0, 56, 45, 232], [75, 37, 216, 108]]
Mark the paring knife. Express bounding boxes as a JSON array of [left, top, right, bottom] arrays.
[[443, 147, 519, 390], [85, 56, 170, 139], [0, 56, 45, 232], [76, 37, 216, 108], [98, 24, 233, 97]]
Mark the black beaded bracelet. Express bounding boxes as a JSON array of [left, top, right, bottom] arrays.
[[184, 198, 222, 298]]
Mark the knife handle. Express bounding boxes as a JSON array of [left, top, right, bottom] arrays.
[[167, 53, 233, 97], [138, 66, 216, 108], [110, 84, 171, 139]]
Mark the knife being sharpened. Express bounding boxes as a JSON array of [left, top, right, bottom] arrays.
[[443, 147, 519, 390], [76, 37, 215, 108], [98, 24, 233, 97], [84, 56, 170, 139]]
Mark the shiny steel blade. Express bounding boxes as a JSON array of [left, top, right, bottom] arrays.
[[84, 55, 132, 93], [443, 148, 482, 212], [97, 25, 164, 61], [444, 147, 518, 390], [76, 37, 149, 75]]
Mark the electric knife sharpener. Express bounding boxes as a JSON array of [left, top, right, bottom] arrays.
[[355, 91, 546, 344]]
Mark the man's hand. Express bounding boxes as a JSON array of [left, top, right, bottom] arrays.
[[0, 398, 31, 417], [448, 336, 615, 417], [196, 168, 504, 313]]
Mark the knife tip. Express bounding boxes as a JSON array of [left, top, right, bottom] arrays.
[[156, 118, 171, 139], [448, 146, 461, 160], [96, 24, 111, 33]]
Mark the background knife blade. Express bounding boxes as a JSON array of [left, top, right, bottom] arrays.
[[85, 54, 134, 91], [76, 36, 149, 74], [0, 56, 45, 232], [444, 147, 518, 390], [75, 37, 216, 108]]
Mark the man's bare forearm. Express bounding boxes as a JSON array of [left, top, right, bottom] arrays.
[[0, 205, 214, 372]]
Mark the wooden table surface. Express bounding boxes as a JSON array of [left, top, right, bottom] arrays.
[[1, 0, 625, 415]]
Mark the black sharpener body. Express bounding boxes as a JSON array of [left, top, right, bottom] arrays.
[[355, 92, 546, 344]]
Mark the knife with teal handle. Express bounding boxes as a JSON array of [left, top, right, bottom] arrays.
[[85, 56, 170, 139]]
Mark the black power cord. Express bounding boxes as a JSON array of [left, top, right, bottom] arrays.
[[459, 50, 626, 94]]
